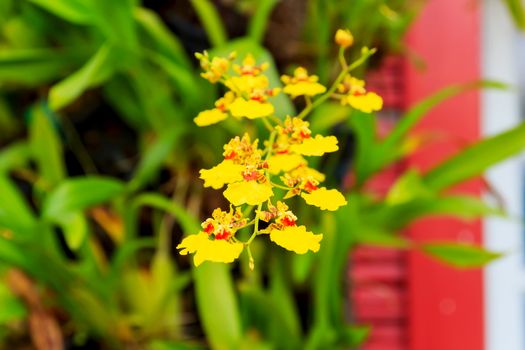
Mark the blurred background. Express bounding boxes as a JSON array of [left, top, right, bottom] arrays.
[[1, 0, 525, 349]]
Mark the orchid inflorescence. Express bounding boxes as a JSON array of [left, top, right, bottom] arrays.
[[177, 29, 383, 268]]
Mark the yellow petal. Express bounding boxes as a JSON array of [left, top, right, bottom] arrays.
[[194, 109, 228, 127], [291, 135, 339, 156], [335, 29, 354, 48], [226, 75, 269, 92], [229, 98, 274, 119], [199, 160, 244, 189], [347, 92, 383, 113], [300, 167, 326, 182], [267, 154, 306, 174], [283, 82, 326, 98], [270, 225, 323, 254], [301, 187, 347, 211], [177, 232, 243, 266], [224, 181, 273, 206]]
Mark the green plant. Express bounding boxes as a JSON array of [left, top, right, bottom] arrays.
[[0, 1, 523, 350]]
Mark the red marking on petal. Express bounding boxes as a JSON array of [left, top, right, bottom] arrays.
[[204, 223, 214, 234], [215, 229, 230, 240], [281, 216, 296, 227], [304, 181, 318, 193], [243, 171, 260, 181], [224, 151, 236, 160]]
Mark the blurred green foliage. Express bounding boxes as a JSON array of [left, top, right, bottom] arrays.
[[0, 1, 523, 349]]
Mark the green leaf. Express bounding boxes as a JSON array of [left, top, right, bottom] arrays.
[[268, 258, 301, 348], [309, 102, 349, 135], [189, 0, 227, 47], [111, 238, 156, 275], [353, 228, 409, 248], [384, 81, 507, 149], [339, 325, 370, 347], [90, 0, 138, 50], [0, 48, 87, 86], [503, 0, 525, 31], [247, 0, 279, 43], [424, 122, 525, 191], [0, 141, 30, 174], [28, 0, 93, 24], [128, 129, 185, 192], [0, 176, 37, 233], [377, 196, 503, 230], [43, 177, 125, 220], [134, 7, 191, 68], [0, 281, 26, 324], [385, 169, 433, 205], [57, 212, 88, 250], [194, 264, 242, 350], [49, 43, 117, 110], [29, 104, 65, 186], [349, 110, 380, 184], [148, 340, 207, 350], [130, 193, 199, 236], [146, 51, 203, 110], [422, 242, 501, 268], [146, 195, 243, 350]]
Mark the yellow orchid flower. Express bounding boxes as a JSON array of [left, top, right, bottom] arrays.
[[224, 181, 274, 206], [270, 225, 323, 254], [267, 153, 306, 174], [338, 76, 383, 113], [195, 51, 231, 83], [291, 135, 339, 156], [346, 92, 383, 113], [301, 187, 347, 211], [199, 160, 245, 189], [177, 232, 244, 266], [281, 67, 326, 98], [194, 109, 228, 127], [229, 98, 275, 119]]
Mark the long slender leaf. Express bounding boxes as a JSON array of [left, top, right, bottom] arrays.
[[422, 242, 501, 268], [503, 0, 525, 31], [0, 141, 30, 174], [384, 81, 507, 149], [0, 176, 37, 233], [133, 193, 243, 350], [28, 0, 93, 24], [189, 0, 227, 47], [134, 7, 191, 68], [0, 48, 88, 85], [128, 129, 183, 192], [424, 122, 525, 191], [130, 193, 198, 235], [194, 264, 242, 350], [29, 104, 65, 186], [43, 177, 125, 220], [49, 43, 116, 110], [247, 0, 279, 43]]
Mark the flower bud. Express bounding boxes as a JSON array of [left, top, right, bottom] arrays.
[[335, 29, 354, 48]]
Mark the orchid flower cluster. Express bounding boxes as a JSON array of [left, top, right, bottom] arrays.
[[177, 29, 383, 268]]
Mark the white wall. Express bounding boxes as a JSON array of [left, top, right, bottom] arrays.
[[482, 1, 525, 350]]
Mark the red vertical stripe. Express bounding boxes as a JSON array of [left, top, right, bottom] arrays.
[[405, 1, 483, 350]]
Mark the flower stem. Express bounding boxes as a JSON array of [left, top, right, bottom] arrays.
[[245, 130, 277, 246], [297, 48, 376, 120]]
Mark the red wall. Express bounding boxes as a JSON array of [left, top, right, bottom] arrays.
[[405, 1, 483, 350]]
